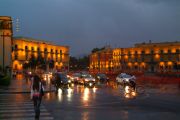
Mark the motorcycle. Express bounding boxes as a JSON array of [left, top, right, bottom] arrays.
[[124, 81, 137, 98]]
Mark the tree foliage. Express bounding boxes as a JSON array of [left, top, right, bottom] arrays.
[[91, 47, 105, 53], [69, 56, 89, 71]]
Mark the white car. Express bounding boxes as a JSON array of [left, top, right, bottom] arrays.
[[116, 73, 136, 84]]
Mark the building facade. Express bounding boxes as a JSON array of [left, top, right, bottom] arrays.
[[89, 47, 113, 73], [12, 37, 69, 72], [0, 16, 13, 72], [90, 42, 180, 74]]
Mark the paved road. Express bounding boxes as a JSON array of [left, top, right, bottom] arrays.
[[0, 94, 54, 120], [42, 83, 180, 120], [1, 82, 180, 120]]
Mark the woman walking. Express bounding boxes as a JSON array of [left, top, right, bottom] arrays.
[[30, 74, 44, 120]]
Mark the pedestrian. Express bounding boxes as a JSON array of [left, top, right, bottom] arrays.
[[30, 74, 44, 120]]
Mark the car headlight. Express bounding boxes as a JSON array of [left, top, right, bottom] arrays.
[[125, 86, 130, 93], [89, 82, 93, 86], [124, 78, 129, 82], [131, 91, 136, 96], [85, 79, 89, 81]]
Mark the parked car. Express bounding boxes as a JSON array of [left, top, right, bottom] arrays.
[[116, 73, 136, 85], [95, 73, 109, 83]]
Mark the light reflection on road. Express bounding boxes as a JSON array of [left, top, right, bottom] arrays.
[[67, 88, 73, 102], [81, 112, 89, 120], [83, 88, 89, 102], [93, 87, 97, 93], [58, 88, 63, 102]]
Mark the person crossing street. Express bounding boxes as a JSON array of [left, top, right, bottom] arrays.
[[30, 74, 44, 120]]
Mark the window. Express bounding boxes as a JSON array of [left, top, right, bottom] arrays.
[[168, 49, 171, 54], [160, 50, 164, 54], [141, 57, 144, 62], [25, 46, 28, 51], [51, 49, 53, 53], [151, 50, 154, 54], [37, 47, 40, 52], [44, 48, 47, 53], [141, 51, 145, 54], [60, 50, 62, 54], [128, 51, 131, 55], [60, 50, 62, 61], [31, 54, 34, 58], [176, 49, 179, 53], [168, 56, 172, 61], [135, 58, 138, 62], [15, 54, 18, 60], [135, 51, 138, 54], [56, 56, 58, 61], [31, 47, 34, 51], [160, 57, 163, 61], [25, 54, 28, 60]]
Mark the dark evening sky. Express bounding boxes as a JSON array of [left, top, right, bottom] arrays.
[[0, 0, 180, 56]]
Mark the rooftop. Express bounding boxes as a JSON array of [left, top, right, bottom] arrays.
[[13, 36, 69, 48], [135, 41, 180, 47]]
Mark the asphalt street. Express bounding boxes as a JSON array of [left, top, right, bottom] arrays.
[[42, 83, 180, 120], [1, 82, 180, 120]]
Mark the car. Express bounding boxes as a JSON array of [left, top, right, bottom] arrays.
[[41, 72, 53, 84], [116, 73, 136, 85], [95, 73, 109, 83], [52, 72, 71, 89], [70, 73, 82, 83], [80, 74, 96, 87]]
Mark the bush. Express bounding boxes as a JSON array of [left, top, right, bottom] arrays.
[[0, 75, 11, 86]]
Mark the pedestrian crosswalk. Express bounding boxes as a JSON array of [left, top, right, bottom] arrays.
[[0, 97, 54, 120]]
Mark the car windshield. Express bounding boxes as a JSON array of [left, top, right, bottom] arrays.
[[98, 74, 106, 78], [73, 73, 81, 77], [58, 74, 67, 79], [122, 74, 132, 78], [83, 74, 92, 78]]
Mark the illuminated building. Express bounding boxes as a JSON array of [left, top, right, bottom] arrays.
[[89, 46, 113, 73], [0, 16, 13, 72], [0, 16, 70, 74], [90, 41, 180, 73], [12, 37, 69, 72]]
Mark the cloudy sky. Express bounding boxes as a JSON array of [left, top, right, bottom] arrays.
[[0, 0, 180, 56]]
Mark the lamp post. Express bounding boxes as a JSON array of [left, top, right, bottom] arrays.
[[2, 31, 4, 72]]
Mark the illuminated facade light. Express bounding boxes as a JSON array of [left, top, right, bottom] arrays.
[[89, 41, 180, 73], [12, 37, 70, 72]]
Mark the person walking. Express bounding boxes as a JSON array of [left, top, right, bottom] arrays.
[[30, 74, 44, 120]]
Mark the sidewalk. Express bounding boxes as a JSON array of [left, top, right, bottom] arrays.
[[0, 77, 55, 94]]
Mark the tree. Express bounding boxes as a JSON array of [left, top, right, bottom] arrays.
[[29, 56, 37, 70], [49, 60, 55, 70], [91, 47, 105, 53], [69, 56, 89, 71], [69, 56, 78, 71]]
